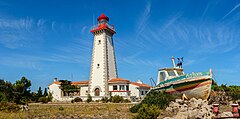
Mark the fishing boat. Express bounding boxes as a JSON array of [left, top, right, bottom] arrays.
[[150, 57, 213, 100]]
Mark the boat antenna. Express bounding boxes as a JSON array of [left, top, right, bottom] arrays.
[[176, 57, 184, 68], [171, 56, 176, 68], [150, 77, 156, 86]]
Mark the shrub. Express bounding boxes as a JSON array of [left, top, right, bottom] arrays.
[[86, 94, 92, 103], [38, 97, 48, 103], [95, 100, 100, 102], [130, 91, 176, 113], [101, 97, 109, 103], [111, 95, 124, 103], [73, 97, 82, 102], [58, 106, 64, 111], [133, 104, 161, 119], [0, 93, 7, 102], [0, 102, 20, 112], [47, 92, 53, 102], [123, 99, 131, 103]]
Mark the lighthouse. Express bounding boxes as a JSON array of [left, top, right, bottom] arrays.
[[88, 14, 118, 97]]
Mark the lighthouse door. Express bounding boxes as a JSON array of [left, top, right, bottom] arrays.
[[94, 88, 100, 96]]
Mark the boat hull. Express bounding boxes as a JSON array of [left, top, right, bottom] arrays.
[[153, 78, 212, 100]]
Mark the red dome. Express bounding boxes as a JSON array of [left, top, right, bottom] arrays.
[[97, 13, 109, 21]]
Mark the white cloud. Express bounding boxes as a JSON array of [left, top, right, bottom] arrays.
[[221, 2, 240, 20], [0, 17, 45, 49]]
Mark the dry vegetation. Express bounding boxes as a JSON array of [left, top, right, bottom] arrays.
[[0, 103, 134, 119]]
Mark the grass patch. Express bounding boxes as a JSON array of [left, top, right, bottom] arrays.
[[0, 103, 134, 118]]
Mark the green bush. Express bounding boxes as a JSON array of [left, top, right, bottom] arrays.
[[130, 91, 176, 113], [123, 99, 131, 103], [111, 95, 124, 103], [101, 97, 109, 103], [58, 106, 64, 111], [133, 104, 161, 119], [73, 97, 82, 102], [0, 102, 20, 112], [86, 94, 92, 103], [130, 103, 142, 113], [38, 97, 48, 103], [0, 93, 7, 102]]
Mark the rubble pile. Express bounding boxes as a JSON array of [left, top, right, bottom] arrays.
[[163, 98, 214, 119]]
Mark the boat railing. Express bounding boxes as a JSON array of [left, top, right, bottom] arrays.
[[156, 71, 210, 86]]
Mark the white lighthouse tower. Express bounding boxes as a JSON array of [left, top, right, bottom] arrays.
[[88, 14, 118, 97]]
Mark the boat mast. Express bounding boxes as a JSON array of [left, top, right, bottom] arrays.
[[171, 56, 176, 68]]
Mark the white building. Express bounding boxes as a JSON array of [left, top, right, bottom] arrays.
[[48, 14, 151, 101], [49, 78, 150, 101]]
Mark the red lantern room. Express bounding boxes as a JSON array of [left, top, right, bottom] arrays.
[[91, 13, 115, 34], [98, 13, 109, 22]]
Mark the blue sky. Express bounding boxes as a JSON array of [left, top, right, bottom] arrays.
[[0, 0, 240, 91]]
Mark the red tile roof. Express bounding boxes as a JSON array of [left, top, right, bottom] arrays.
[[71, 81, 89, 85], [131, 82, 152, 88], [108, 78, 130, 83]]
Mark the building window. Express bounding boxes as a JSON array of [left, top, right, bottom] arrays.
[[141, 91, 144, 95], [145, 91, 148, 94], [97, 64, 100, 68], [126, 85, 129, 91], [98, 40, 101, 45], [113, 85, 117, 90], [119, 85, 125, 90]]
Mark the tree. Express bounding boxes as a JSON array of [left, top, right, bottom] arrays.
[[0, 92, 7, 102], [43, 88, 48, 97], [0, 79, 14, 102], [13, 76, 31, 104], [86, 94, 92, 103], [37, 87, 43, 98]]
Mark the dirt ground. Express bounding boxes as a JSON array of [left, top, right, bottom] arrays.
[[0, 103, 135, 119]]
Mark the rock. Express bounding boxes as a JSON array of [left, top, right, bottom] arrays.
[[169, 101, 180, 108], [166, 107, 172, 112], [161, 98, 214, 119], [197, 99, 203, 106], [175, 99, 184, 105], [190, 98, 197, 102], [163, 117, 172, 119], [220, 112, 233, 117], [174, 112, 188, 119], [189, 101, 198, 109], [191, 109, 200, 118], [179, 105, 187, 112]]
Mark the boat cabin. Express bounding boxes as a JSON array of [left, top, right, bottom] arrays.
[[156, 68, 184, 85]]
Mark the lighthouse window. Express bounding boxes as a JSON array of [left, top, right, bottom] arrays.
[[97, 64, 100, 68], [98, 40, 101, 45]]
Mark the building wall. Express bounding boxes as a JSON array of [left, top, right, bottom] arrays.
[[80, 85, 88, 96], [129, 84, 139, 98], [48, 84, 62, 101], [49, 82, 150, 101], [138, 88, 149, 98], [108, 83, 130, 97]]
